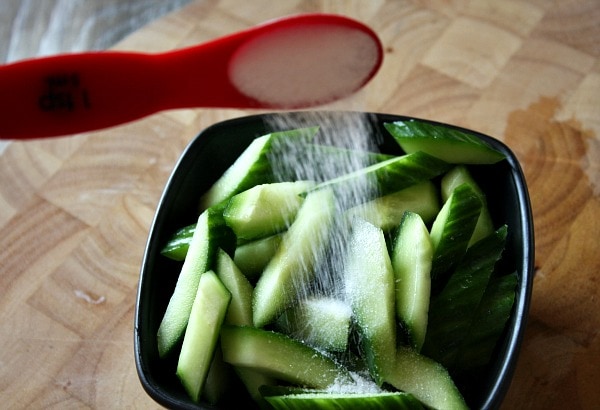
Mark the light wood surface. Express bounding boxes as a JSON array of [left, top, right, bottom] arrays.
[[1, 0, 599, 408]]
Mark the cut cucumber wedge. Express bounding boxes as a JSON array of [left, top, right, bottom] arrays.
[[213, 249, 276, 402], [253, 188, 335, 328], [276, 297, 352, 352], [233, 233, 282, 281], [384, 120, 505, 164], [386, 346, 468, 410], [199, 127, 318, 210], [220, 325, 352, 389], [423, 226, 508, 369], [223, 181, 315, 240], [309, 151, 450, 207], [264, 391, 424, 410], [176, 271, 231, 403], [157, 205, 235, 358], [429, 183, 482, 286], [441, 165, 494, 247], [214, 249, 253, 327], [160, 223, 195, 261], [391, 211, 433, 352], [346, 180, 440, 231], [453, 271, 517, 373], [344, 217, 396, 385]]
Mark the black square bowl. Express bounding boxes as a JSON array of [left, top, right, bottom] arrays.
[[134, 112, 534, 409]]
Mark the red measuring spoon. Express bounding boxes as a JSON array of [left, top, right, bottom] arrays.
[[0, 13, 382, 140]]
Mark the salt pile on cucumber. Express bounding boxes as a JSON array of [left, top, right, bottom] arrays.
[[157, 116, 516, 409]]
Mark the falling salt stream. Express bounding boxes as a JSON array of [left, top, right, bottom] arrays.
[[265, 111, 385, 393]]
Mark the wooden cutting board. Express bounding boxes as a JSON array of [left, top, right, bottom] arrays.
[[1, 0, 598, 408]]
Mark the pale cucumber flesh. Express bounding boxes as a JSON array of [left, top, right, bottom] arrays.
[[344, 217, 397, 385], [176, 271, 231, 403], [156, 206, 234, 358], [346, 180, 440, 231], [223, 180, 314, 240], [386, 346, 468, 410], [391, 211, 433, 352], [276, 296, 352, 352], [252, 188, 335, 328], [199, 127, 318, 210], [220, 325, 351, 389]]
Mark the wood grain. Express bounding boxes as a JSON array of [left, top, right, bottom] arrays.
[[1, 0, 599, 408]]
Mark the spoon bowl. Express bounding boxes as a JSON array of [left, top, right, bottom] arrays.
[[0, 14, 383, 140]]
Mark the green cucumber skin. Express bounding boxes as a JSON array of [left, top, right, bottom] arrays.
[[386, 347, 468, 410], [223, 181, 314, 240], [220, 325, 351, 390], [429, 183, 483, 286], [252, 189, 335, 328], [391, 211, 433, 352], [441, 165, 495, 247], [309, 151, 450, 207], [344, 218, 397, 386], [176, 271, 231, 403], [264, 392, 424, 410], [157, 206, 235, 358], [453, 271, 517, 373], [423, 226, 508, 370], [199, 127, 319, 211], [384, 120, 505, 164], [160, 223, 195, 261]]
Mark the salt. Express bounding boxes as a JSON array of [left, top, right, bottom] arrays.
[[229, 24, 380, 107]]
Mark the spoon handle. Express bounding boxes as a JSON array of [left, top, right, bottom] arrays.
[[0, 52, 170, 139]]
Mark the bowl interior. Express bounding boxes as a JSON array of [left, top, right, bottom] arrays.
[[134, 112, 534, 410]]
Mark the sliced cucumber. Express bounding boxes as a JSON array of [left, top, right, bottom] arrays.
[[253, 188, 335, 328], [223, 181, 315, 240], [386, 346, 468, 410], [391, 211, 433, 352], [176, 271, 231, 403], [384, 120, 505, 164], [157, 205, 235, 358], [264, 391, 424, 410], [309, 151, 450, 207], [346, 180, 440, 231], [276, 297, 352, 352], [453, 271, 517, 373], [441, 165, 494, 247], [201, 345, 234, 405], [213, 249, 276, 403], [199, 127, 319, 210], [160, 223, 195, 261], [214, 249, 253, 327], [344, 217, 396, 385], [429, 183, 482, 286], [233, 233, 282, 281], [220, 325, 352, 389], [423, 226, 508, 369]]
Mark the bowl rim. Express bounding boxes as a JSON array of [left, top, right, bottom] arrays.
[[134, 111, 535, 410]]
